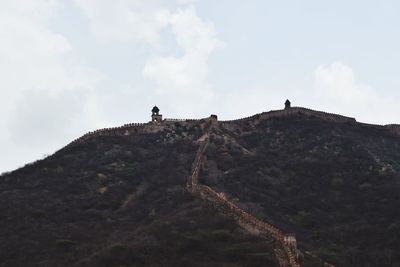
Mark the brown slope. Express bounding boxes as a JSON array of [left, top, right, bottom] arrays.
[[0, 119, 278, 267]]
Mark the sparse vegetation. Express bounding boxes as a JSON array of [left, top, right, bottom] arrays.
[[1, 113, 400, 266], [200, 114, 400, 266]]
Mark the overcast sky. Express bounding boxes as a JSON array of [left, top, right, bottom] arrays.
[[1, 0, 400, 173]]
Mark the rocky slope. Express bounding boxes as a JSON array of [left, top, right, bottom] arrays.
[[1, 107, 400, 267]]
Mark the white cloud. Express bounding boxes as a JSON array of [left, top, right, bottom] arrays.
[[170, 6, 223, 56], [0, 0, 101, 172], [314, 62, 377, 104], [73, 0, 170, 44], [314, 62, 399, 124], [143, 6, 224, 103], [0, 0, 225, 172], [72, 0, 224, 116], [0, 1, 101, 100], [0, 5, 69, 95]]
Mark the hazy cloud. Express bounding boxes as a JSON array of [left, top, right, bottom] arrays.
[[73, 0, 224, 116], [0, 0, 101, 172], [2, 1, 399, 174], [0, 0, 222, 172], [143, 6, 224, 105], [9, 90, 87, 146], [176, 0, 197, 5], [315, 62, 377, 104], [73, 0, 170, 44], [314, 62, 399, 124]]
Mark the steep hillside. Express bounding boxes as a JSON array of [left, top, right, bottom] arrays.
[[1, 107, 400, 267], [201, 111, 400, 266], [0, 121, 277, 267]]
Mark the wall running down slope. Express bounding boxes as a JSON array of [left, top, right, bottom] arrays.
[[186, 117, 301, 267], [52, 106, 400, 266], [57, 106, 400, 266]]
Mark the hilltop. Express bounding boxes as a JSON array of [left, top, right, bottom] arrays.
[[1, 104, 400, 267]]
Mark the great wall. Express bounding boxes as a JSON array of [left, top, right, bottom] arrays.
[[220, 107, 356, 124], [187, 117, 301, 267], [55, 103, 400, 266], [63, 105, 400, 152]]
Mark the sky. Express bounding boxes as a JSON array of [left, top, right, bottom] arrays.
[[1, 0, 400, 173]]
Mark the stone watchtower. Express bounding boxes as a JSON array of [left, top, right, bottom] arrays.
[[285, 99, 291, 110], [151, 106, 162, 122]]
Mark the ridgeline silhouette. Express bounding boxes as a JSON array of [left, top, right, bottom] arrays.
[[1, 101, 400, 267]]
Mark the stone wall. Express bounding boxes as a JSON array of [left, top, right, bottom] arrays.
[[187, 119, 301, 267], [164, 118, 199, 122], [67, 123, 147, 145], [220, 107, 356, 125], [59, 108, 399, 157]]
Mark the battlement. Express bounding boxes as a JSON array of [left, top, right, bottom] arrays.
[[164, 118, 200, 122], [62, 104, 399, 152], [63, 122, 149, 149], [220, 106, 356, 124], [290, 107, 356, 123], [62, 114, 215, 151]]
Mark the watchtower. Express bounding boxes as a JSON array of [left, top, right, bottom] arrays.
[[285, 99, 291, 110], [151, 106, 163, 122], [284, 233, 297, 250]]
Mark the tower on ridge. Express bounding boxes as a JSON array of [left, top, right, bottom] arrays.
[[151, 106, 163, 122], [285, 99, 291, 110]]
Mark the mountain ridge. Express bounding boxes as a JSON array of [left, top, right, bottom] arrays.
[[1, 105, 400, 266], [61, 106, 400, 152]]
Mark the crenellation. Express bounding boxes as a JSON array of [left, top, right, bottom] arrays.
[[290, 107, 356, 123], [220, 107, 356, 125], [164, 118, 187, 122], [61, 103, 398, 161], [164, 118, 200, 124], [64, 122, 149, 148], [220, 100, 357, 125]]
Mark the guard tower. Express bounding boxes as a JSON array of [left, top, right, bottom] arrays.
[[151, 106, 162, 122], [285, 99, 291, 110]]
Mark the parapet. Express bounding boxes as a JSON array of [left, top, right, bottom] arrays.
[[59, 106, 399, 154], [220, 106, 356, 125], [62, 122, 149, 149], [290, 107, 356, 123]]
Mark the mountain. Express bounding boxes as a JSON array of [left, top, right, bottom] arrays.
[[1, 105, 400, 267]]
